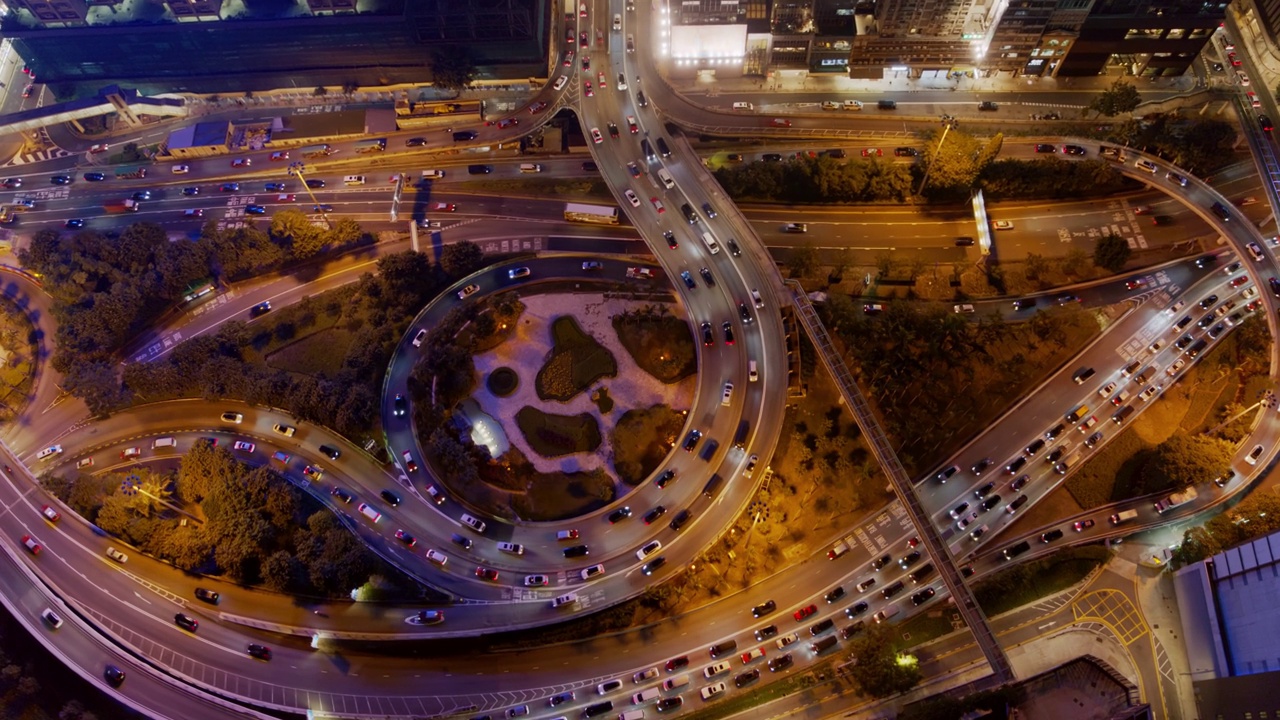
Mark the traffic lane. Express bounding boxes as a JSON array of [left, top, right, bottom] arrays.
[[917, 259, 1225, 519]]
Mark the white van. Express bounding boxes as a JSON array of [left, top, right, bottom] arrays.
[[343, 175, 366, 185], [619, 711, 644, 720], [461, 513, 487, 534], [657, 168, 675, 189], [519, 163, 543, 173], [843, 100, 863, 110], [631, 688, 659, 705], [152, 437, 176, 449], [551, 593, 578, 608], [357, 503, 382, 523], [700, 232, 720, 255], [421, 170, 445, 179], [661, 674, 689, 691], [732, 102, 754, 111], [36, 445, 63, 461]]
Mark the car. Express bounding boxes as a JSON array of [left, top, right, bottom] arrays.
[[1041, 529, 1064, 543], [1010, 474, 1030, 491], [231, 158, 251, 168], [584, 81, 594, 96], [305, 179, 326, 189], [855, 578, 876, 592], [392, 394, 408, 417], [563, 544, 589, 559], [245, 204, 266, 215], [768, 654, 793, 672], [701, 322, 714, 346], [1125, 277, 1147, 291], [752, 600, 776, 618], [507, 267, 531, 281], [1045, 448, 1065, 465], [1097, 382, 1117, 399], [548, 691, 575, 708], [458, 284, 480, 300], [735, 668, 761, 687], [643, 506, 667, 525], [893, 147, 919, 157], [608, 506, 632, 523], [898, 551, 920, 568], [330, 486, 353, 503], [247, 643, 272, 661], [272, 422, 295, 437], [381, 489, 402, 507], [911, 588, 936, 606], [1063, 145, 1087, 156], [475, 566, 500, 582], [624, 189, 640, 206], [825, 586, 846, 603], [1046, 423, 1067, 439], [666, 655, 690, 672], [607, 122, 619, 138], [969, 525, 989, 541], [20, 535, 41, 554], [83, 172, 106, 182], [250, 301, 272, 317], [233, 441, 255, 452], [60, 218, 86, 229], [1005, 456, 1027, 474], [626, 162, 641, 178], [1230, 275, 1249, 289], [861, 148, 882, 157], [1073, 519, 1095, 532], [992, 220, 1014, 230], [104, 665, 126, 686], [655, 468, 676, 489], [655, 698, 683, 713], [956, 511, 979, 531], [106, 547, 128, 563], [1199, 294, 1220, 310], [763, 154, 784, 163], [50, 175, 72, 185], [1034, 143, 1057, 153], [1248, 242, 1266, 262], [793, 604, 817, 621], [553, 75, 568, 91], [1246, 444, 1265, 465], [722, 322, 734, 345], [424, 548, 449, 567], [871, 554, 891, 570], [175, 613, 199, 632], [650, 197, 665, 214], [597, 71, 607, 88], [394, 529, 416, 547], [264, 182, 287, 192], [935, 465, 960, 483], [971, 458, 993, 475]]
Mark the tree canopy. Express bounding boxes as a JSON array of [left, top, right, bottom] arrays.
[[1088, 79, 1142, 117], [1093, 234, 1132, 272], [843, 622, 922, 698], [1138, 435, 1236, 496]]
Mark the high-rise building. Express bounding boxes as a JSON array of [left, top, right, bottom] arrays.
[[847, 0, 997, 77], [1055, 0, 1225, 77]]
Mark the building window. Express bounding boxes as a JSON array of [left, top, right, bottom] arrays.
[[1166, 28, 1185, 39]]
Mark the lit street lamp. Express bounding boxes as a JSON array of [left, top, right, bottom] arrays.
[[916, 115, 960, 197], [288, 161, 332, 229]]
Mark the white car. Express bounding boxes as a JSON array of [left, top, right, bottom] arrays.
[[1243, 286, 1258, 299], [1246, 444, 1265, 464], [426, 549, 448, 566], [775, 632, 799, 649], [1166, 358, 1186, 376], [636, 540, 662, 560], [703, 662, 730, 678], [497, 541, 524, 555], [1247, 242, 1265, 262], [591, 127, 604, 144], [721, 382, 734, 406], [233, 441, 255, 452], [624, 189, 640, 207], [992, 220, 1013, 230], [553, 76, 568, 91], [171, 164, 190, 174], [105, 547, 128, 563], [1134, 159, 1158, 173], [580, 564, 606, 580], [1098, 381, 1116, 398], [524, 574, 548, 586], [457, 284, 480, 300]]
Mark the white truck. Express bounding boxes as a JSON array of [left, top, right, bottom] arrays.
[[1109, 509, 1139, 524], [1154, 486, 1198, 514]]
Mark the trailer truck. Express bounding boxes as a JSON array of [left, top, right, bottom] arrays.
[[1109, 508, 1139, 524], [1154, 486, 1198, 514], [103, 199, 140, 214]]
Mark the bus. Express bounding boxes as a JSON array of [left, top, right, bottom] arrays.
[[299, 144, 333, 158], [564, 203, 619, 225], [354, 138, 387, 154], [182, 279, 216, 304], [115, 167, 147, 179]]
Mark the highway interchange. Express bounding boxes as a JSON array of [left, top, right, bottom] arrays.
[[0, 2, 1278, 720]]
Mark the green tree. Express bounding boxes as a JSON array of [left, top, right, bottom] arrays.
[[271, 209, 326, 259], [427, 47, 477, 95], [1088, 79, 1142, 117], [313, 85, 327, 96], [921, 127, 987, 193], [440, 241, 484, 278], [843, 622, 922, 698], [1139, 435, 1236, 496], [787, 245, 817, 278], [1093, 234, 1132, 272]]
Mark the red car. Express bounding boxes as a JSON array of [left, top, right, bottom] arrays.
[[40, 506, 60, 523], [793, 604, 817, 621], [394, 530, 417, 547], [529, 101, 548, 114], [21, 535, 40, 554], [861, 148, 882, 157], [475, 566, 499, 582]]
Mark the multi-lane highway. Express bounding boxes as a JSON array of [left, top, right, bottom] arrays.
[[1, 2, 1279, 719]]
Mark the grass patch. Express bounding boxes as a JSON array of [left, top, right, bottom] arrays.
[[898, 607, 965, 647], [514, 406, 602, 457], [535, 315, 618, 401], [1063, 428, 1149, 508], [675, 662, 833, 720], [612, 308, 697, 383], [264, 326, 353, 376], [509, 465, 615, 522], [451, 177, 616, 201], [611, 404, 687, 485], [973, 545, 1109, 617]]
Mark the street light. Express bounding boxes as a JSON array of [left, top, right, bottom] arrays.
[[288, 161, 332, 229], [916, 115, 960, 197]]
